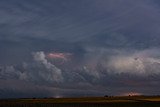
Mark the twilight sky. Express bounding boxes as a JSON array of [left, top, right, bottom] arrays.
[[1, 0, 160, 98]]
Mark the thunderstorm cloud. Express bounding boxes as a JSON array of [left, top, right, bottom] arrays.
[[0, 0, 160, 98]]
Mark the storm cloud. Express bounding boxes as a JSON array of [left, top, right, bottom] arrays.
[[1, 0, 160, 98]]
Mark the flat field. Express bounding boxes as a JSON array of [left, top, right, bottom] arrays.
[[0, 96, 160, 107]]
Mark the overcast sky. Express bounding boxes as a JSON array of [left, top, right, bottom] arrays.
[[1, 0, 160, 98]]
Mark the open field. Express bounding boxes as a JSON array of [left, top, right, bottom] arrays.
[[0, 96, 160, 107]]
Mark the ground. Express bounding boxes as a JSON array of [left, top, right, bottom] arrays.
[[0, 96, 160, 107]]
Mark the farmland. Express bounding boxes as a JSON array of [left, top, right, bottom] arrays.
[[0, 96, 160, 107]]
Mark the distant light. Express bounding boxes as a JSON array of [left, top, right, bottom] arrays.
[[54, 95, 62, 98], [121, 92, 142, 96]]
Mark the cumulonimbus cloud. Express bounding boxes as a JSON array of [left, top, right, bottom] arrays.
[[0, 51, 63, 84], [1, 49, 160, 97], [82, 48, 160, 76], [32, 51, 63, 82], [101, 49, 160, 75]]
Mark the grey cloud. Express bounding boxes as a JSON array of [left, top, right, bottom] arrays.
[[0, 79, 52, 98], [1, 48, 160, 98], [32, 51, 63, 82], [83, 48, 160, 75], [1, 50, 160, 97], [0, 0, 160, 43], [1, 0, 160, 97], [0, 51, 63, 84]]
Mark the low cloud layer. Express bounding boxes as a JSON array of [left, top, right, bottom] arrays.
[[0, 49, 160, 98]]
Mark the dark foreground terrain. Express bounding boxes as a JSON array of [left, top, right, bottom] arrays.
[[0, 96, 160, 107]]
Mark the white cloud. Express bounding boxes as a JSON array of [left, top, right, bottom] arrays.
[[107, 49, 160, 75], [0, 51, 63, 83], [31, 51, 63, 82], [108, 56, 145, 74]]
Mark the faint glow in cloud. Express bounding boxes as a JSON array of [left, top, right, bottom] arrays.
[[108, 56, 145, 74], [47, 52, 72, 61], [107, 49, 160, 75]]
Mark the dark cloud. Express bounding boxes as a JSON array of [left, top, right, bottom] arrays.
[[1, 0, 160, 98], [1, 50, 160, 98]]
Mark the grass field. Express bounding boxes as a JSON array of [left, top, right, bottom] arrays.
[[0, 96, 160, 107]]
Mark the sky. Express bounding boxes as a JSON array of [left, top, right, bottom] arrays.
[[0, 0, 160, 98]]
